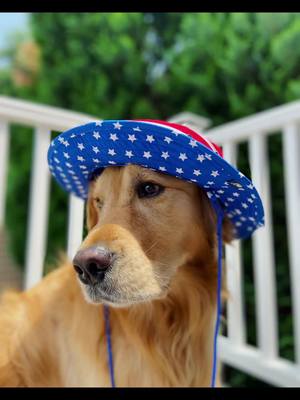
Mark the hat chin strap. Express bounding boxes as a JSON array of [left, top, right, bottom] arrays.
[[104, 305, 115, 387], [210, 199, 224, 388], [103, 199, 224, 389]]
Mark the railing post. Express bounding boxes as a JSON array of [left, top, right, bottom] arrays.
[[24, 127, 51, 289], [249, 133, 278, 360], [0, 121, 10, 228], [67, 194, 84, 260], [223, 142, 246, 346], [282, 123, 300, 365]]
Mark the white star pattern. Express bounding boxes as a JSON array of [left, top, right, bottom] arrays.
[[230, 181, 242, 188], [113, 122, 122, 130], [197, 154, 205, 162], [93, 132, 101, 140], [49, 120, 263, 238], [128, 134, 137, 143], [189, 140, 197, 148], [164, 136, 173, 144], [146, 135, 155, 143], [125, 150, 134, 158], [179, 153, 187, 161], [143, 151, 152, 159]]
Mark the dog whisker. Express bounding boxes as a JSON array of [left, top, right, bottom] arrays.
[[143, 240, 159, 256]]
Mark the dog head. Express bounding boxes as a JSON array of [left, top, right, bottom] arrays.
[[73, 165, 232, 307]]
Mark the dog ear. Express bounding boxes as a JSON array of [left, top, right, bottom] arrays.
[[198, 187, 234, 245], [86, 186, 98, 231], [222, 216, 234, 244]]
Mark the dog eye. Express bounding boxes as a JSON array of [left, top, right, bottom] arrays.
[[137, 182, 164, 199]]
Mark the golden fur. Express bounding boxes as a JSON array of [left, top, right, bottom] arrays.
[[0, 165, 232, 387]]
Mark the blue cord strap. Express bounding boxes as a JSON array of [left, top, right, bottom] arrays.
[[210, 200, 224, 387], [104, 305, 116, 387]]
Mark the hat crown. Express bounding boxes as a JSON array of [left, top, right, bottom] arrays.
[[48, 119, 264, 239]]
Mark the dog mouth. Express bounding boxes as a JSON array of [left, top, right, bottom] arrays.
[[79, 279, 165, 307]]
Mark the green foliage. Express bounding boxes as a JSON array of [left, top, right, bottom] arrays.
[[2, 12, 300, 386]]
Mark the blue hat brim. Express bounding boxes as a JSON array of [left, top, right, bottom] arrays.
[[48, 120, 264, 239]]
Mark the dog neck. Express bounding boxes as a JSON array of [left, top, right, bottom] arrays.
[[109, 259, 218, 386]]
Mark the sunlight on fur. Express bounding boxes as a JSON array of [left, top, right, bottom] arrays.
[[0, 165, 233, 387]]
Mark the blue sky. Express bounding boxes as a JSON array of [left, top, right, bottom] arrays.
[[0, 13, 30, 67], [0, 13, 30, 50]]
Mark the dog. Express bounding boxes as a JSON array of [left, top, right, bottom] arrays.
[[0, 164, 233, 387]]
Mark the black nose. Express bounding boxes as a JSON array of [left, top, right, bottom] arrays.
[[73, 246, 114, 285]]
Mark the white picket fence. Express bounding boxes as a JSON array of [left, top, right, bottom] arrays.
[[0, 95, 299, 386]]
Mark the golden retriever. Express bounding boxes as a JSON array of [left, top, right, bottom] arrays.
[[0, 164, 232, 387]]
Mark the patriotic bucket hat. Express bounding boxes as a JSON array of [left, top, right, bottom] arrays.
[[47, 119, 264, 387]]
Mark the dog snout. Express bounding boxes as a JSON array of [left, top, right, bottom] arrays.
[[73, 246, 114, 285]]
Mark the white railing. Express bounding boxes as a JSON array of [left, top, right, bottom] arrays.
[[0, 95, 299, 386], [205, 105, 300, 387], [0, 96, 94, 288]]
